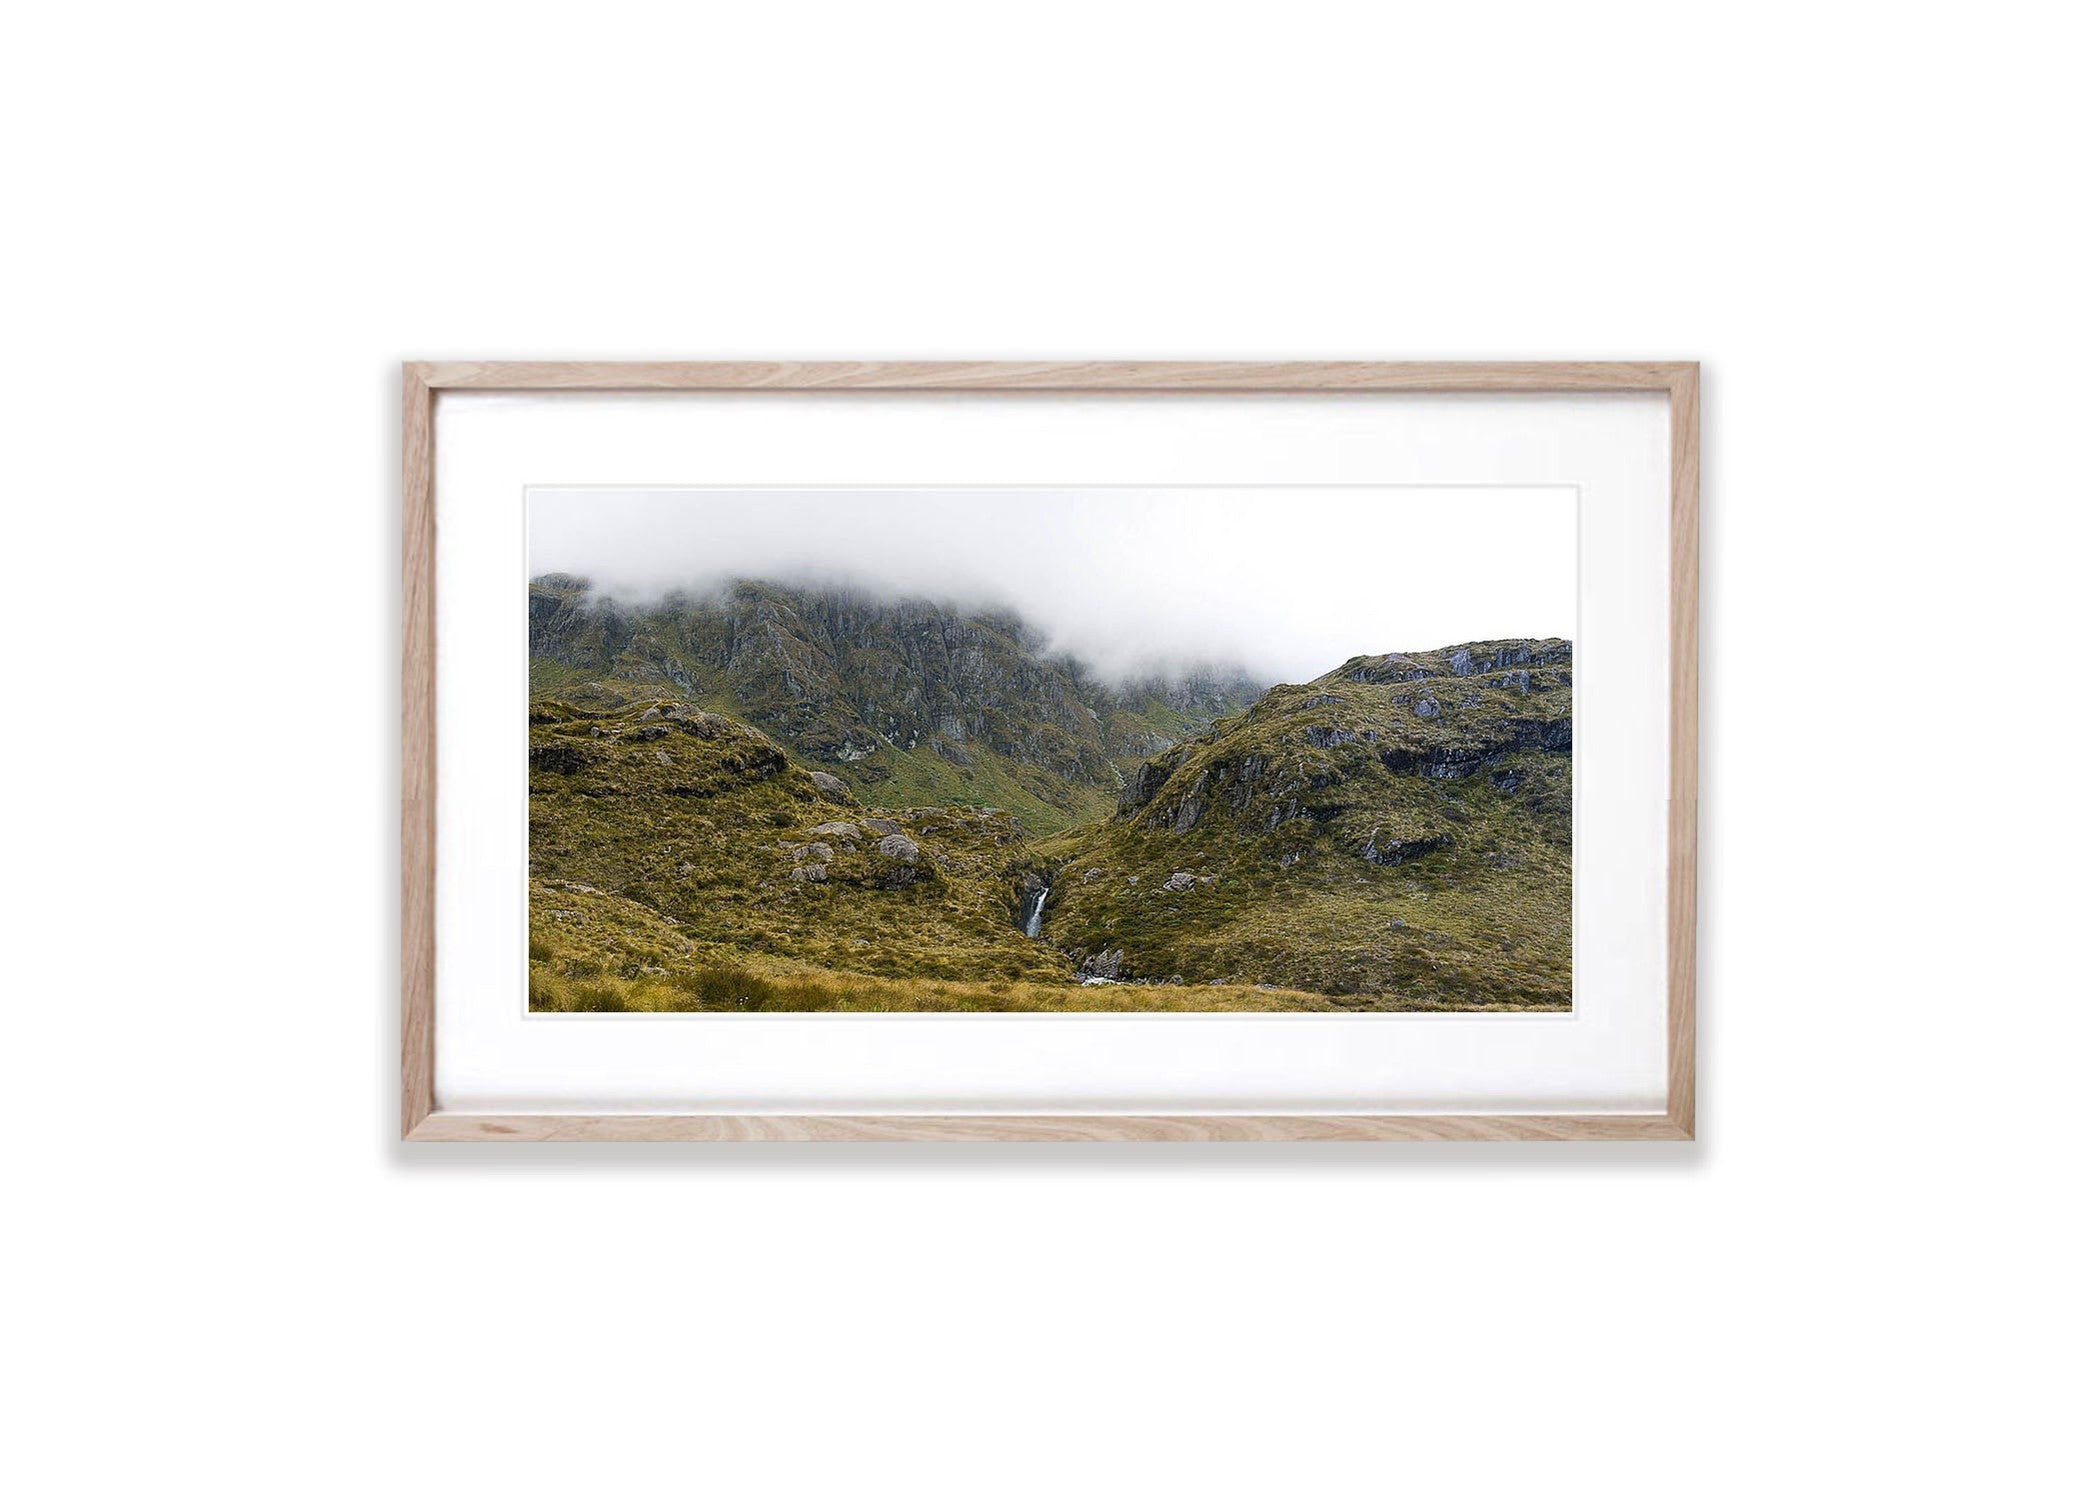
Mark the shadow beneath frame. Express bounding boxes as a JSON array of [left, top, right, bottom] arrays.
[[382, 1136, 1708, 1176]]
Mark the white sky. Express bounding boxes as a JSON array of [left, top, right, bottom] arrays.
[[528, 486, 1574, 686]]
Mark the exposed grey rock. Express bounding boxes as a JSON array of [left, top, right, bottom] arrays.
[[1380, 713, 1570, 781], [1163, 871, 1197, 892], [1496, 671, 1531, 695], [861, 817, 901, 836], [1118, 750, 1186, 812], [1343, 653, 1435, 684], [1452, 643, 1541, 676], [1360, 831, 1454, 867], [1078, 947, 1126, 981], [808, 821, 861, 840], [787, 863, 828, 883], [1305, 725, 1359, 748], [877, 833, 920, 863], [528, 741, 591, 775], [1412, 696, 1441, 718], [809, 770, 851, 800]]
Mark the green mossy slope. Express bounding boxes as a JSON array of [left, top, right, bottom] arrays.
[[1032, 641, 1574, 1008], [529, 698, 1071, 993], [527, 635, 1574, 1013]]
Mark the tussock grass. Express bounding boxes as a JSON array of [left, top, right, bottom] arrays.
[[528, 956, 1531, 1014], [525, 634, 1574, 1013]]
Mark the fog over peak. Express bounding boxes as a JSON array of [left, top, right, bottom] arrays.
[[528, 487, 1574, 686]]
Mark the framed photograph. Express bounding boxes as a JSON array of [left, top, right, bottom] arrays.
[[403, 362, 1697, 1140]]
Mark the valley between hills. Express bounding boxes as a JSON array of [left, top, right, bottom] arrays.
[[527, 576, 1573, 1012]]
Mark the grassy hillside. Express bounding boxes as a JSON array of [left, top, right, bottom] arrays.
[[526, 629, 1574, 1013], [526, 697, 1365, 1012], [1032, 641, 1574, 1009]]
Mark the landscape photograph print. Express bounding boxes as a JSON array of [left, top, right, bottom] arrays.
[[526, 486, 1574, 1013]]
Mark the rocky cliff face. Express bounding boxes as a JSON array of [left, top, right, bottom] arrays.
[[529, 576, 1265, 833]]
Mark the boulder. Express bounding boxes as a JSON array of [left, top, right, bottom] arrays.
[[809, 770, 851, 800], [1305, 725, 1359, 748], [1360, 832, 1454, 867], [877, 833, 920, 864], [1162, 871, 1197, 892], [1078, 947, 1126, 981], [808, 822, 861, 841]]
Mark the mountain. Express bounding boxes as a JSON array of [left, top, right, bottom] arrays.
[[1032, 639, 1573, 1007], [529, 575, 1263, 834], [526, 614, 1574, 1013]]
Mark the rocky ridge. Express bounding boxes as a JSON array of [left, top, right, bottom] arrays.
[[529, 575, 1263, 833]]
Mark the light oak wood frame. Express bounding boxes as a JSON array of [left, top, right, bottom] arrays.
[[403, 362, 1698, 1142]]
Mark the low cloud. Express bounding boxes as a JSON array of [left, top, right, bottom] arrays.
[[529, 487, 1574, 686]]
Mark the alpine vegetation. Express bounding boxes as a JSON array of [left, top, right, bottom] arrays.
[[526, 575, 1573, 1013]]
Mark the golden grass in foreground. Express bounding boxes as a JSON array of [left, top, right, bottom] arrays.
[[528, 957, 1543, 1014]]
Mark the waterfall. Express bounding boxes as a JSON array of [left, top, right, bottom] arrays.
[[1022, 884, 1048, 938]]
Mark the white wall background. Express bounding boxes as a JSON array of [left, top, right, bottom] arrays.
[[7, 4, 2092, 1496]]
